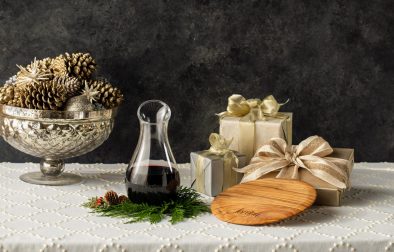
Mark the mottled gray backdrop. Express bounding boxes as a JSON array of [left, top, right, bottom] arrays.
[[0, 0, 393, 163]]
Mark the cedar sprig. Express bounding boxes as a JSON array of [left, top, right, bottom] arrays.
[[83, 187, 210, 224]]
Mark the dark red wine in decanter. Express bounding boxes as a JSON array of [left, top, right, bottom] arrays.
[[125, 100, 180, 204], [126, 164, 180, 204]]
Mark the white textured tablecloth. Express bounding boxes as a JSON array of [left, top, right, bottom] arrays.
[[0, 163, 393, 252]]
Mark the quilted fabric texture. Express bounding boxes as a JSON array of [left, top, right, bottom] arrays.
[[0, 163, 393, 252]]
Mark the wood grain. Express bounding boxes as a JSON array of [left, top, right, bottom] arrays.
[[211, 178, 317, 225]]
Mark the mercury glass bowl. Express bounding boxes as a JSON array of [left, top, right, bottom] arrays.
[[0, 104, 117, 185]]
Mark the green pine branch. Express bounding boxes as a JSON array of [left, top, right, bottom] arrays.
[[83, 187, 210, 224]]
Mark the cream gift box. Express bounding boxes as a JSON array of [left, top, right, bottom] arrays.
[[235, 136, 354, 206], [219, 112, 292, 162], [313, 148, 354, 206], [260, 148, 354, 206], [190, 151, 247, 197]]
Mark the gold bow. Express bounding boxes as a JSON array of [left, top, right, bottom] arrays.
[[195, 133, 239, 194], [218, 94, 289, 120], [234, 136, 349, 189], [207, 133, 236, 157]]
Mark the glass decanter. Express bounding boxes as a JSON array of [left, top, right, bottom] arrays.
[[126, 100, 180, 204]]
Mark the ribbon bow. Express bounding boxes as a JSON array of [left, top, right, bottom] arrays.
[[207, 133, 239, 166], [218, 94, 289, 120], [234, 136, 349, 189]]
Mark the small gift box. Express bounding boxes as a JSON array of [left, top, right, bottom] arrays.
[[234, 136, 354, 206], [218, 94, 292, 162], [190, 133, 247, 197]]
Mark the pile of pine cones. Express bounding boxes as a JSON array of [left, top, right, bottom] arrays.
[[0, 52, 124, 111], [86, 190, 129, 208]]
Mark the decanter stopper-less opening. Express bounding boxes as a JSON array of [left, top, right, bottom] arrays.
[[125, 100, 180, 204]]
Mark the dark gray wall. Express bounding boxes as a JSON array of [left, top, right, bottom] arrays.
[[0, 0, 393, 163]]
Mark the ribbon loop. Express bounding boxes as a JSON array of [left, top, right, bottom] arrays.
[[225, 94, 251, 117], [218, 94, 289, 121], [260, 95, 287, 115], [234, 135, 349, 189], [208, 133, 233, 155]]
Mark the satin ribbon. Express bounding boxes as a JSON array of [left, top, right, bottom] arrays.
[[218, 94, 289, 120], [234, 136, 349, 189], [195, 133, 239, 194]]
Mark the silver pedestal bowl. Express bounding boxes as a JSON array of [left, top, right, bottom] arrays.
[[0, 104, 117, 185]]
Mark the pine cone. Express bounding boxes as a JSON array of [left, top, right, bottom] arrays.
[[118, 195, 129, 204], [51, 56, 68, 77], [52, 76, 82, 98], [104, 190, 119, 205], [0, 84, 15, 105], [88, 79, 124, 109], [53, 52, 96, 80], [21, 57, 53, 74], [37, 57, 53, 72], [8, 86, 23, 107], [16, 81, 67, 110]]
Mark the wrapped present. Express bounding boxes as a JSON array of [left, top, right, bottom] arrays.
[[219, 94, 292, 162], [190, 133, 247, 197], [234, 136, 354, 206]]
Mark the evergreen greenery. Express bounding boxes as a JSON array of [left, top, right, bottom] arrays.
[[83, 187, 210, 224]]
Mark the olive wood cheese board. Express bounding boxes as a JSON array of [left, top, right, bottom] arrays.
[[211, 178, 317, 225]]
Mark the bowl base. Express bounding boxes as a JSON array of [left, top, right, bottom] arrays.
[[20, 172, 83, 186]]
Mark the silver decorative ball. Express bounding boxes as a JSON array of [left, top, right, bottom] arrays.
[[64, 95, 96, 112]]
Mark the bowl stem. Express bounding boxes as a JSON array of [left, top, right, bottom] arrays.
[[40, 159, 65, 176], [19, 158, 82, 186]]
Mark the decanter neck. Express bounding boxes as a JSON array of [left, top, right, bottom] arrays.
[[140, 121, 169, 142]]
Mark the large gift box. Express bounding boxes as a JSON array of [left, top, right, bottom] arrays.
[[218, 94, 292, 162], [234, 136, 354, 206], [190, 133, 247, 197]]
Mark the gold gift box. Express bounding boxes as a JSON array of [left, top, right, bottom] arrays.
[[190, 151, 247, 197], [261, 148, 354, 206], [219, 112, 292, 162]]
